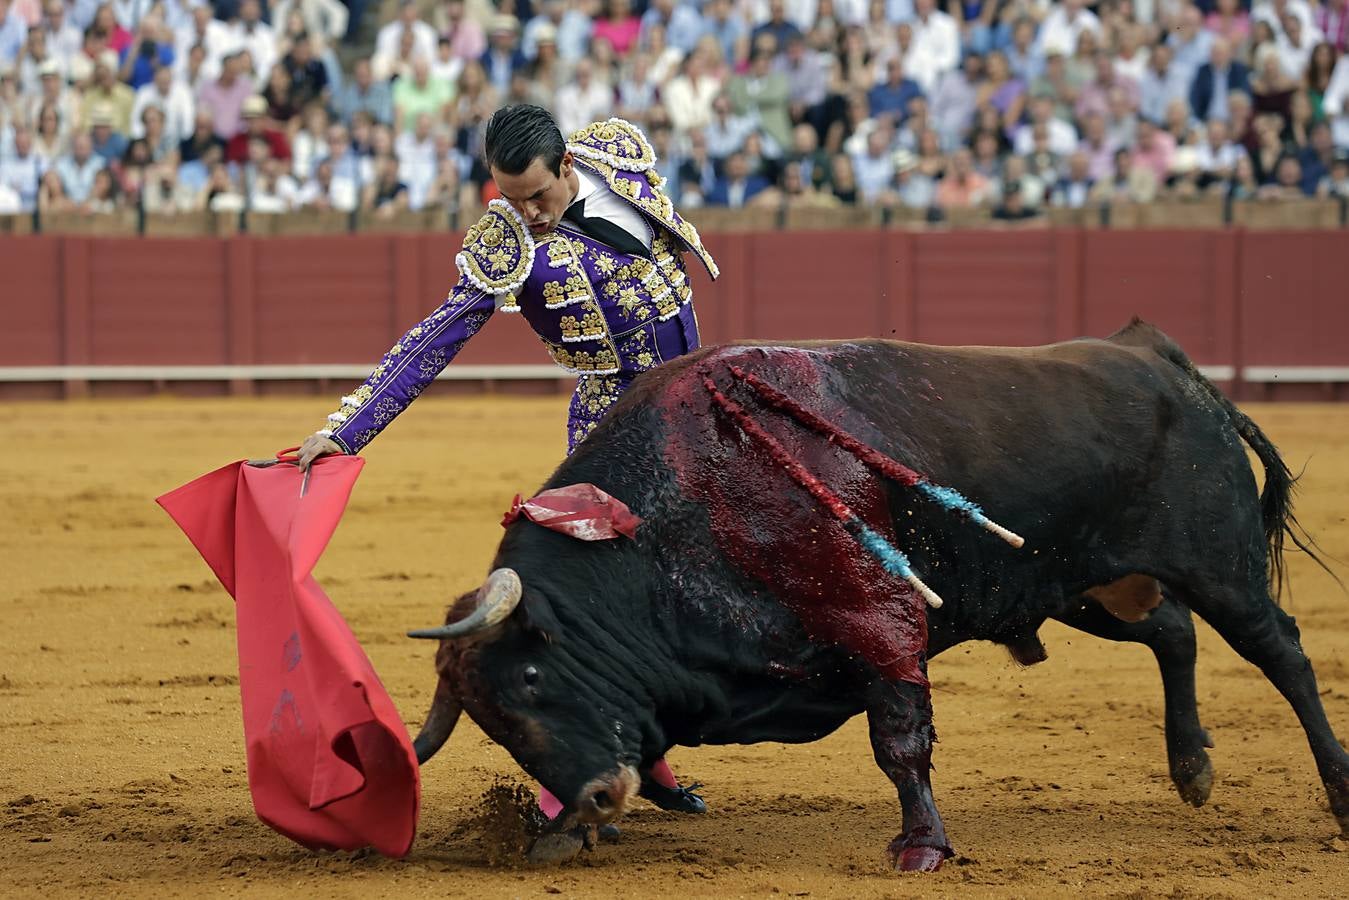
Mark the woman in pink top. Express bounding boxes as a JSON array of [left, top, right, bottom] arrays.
[[1205, 0, 1251, 45], [92, 4, 133, 55], [593, 0, 641, 58]]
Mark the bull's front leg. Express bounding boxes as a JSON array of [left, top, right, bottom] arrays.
[[865, 677, 952, 872]]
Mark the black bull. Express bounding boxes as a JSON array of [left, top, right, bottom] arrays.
[[409, 321, 1349, 869]]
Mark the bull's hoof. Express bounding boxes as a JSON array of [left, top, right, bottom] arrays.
[[527, 827, 590, 865], [1172, 753, 1214, 808], [892, 845, 948, 872]]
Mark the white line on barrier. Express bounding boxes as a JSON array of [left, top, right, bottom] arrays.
[[0, 364, 569, 382], [1242, 367, 1349, 383], [0, 364, 1297, 384]]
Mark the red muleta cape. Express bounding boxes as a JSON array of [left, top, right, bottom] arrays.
[[156, 455, 419, 858]]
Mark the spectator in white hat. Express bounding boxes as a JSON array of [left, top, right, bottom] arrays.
[[523, 0, 587, 62], [88, 102, 128, 160], [225, 93, 290, 163]]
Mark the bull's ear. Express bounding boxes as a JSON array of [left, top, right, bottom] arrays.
[[518, 592, 562, 643]]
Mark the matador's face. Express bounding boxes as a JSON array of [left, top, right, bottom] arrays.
[[493, 151, 577, 237]]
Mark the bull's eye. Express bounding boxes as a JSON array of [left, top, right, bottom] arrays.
[[523, 665, 540, 687]]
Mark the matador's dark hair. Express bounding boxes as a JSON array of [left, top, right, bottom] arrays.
[[484, 104, 566, 176]]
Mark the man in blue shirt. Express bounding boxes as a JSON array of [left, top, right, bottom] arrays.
[[868, 58, 925, 122], [1190, 38, 1249, 123], [640, 0, 704, 54], [0, 0, 25, 64], [335, 58, 393, 127], [120, 26, 175, 90], [89, 105, 130, 162], [707, 150, 770, 206], [56, 133, 106, 203]]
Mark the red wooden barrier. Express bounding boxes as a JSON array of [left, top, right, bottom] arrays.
[[0, 229, 1344, 400]]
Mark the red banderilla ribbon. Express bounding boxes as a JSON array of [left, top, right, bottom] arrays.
[[503, 483, 643, 541]]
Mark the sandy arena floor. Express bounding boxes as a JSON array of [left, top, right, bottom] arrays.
[[4, 396, 1349, 898]]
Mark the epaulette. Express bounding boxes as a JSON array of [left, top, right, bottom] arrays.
[[456, 199, 536, 310], [567, 118, 657, 173]]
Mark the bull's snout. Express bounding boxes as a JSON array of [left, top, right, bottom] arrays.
[[574, 765, 640, 824]]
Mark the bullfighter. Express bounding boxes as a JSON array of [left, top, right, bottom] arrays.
[[295, 103, 716, 820]]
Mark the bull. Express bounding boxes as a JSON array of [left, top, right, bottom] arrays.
[[408, 321, 1349, 870]]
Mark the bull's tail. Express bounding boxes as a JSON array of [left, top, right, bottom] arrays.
[[1115, 319, 1337, 600]]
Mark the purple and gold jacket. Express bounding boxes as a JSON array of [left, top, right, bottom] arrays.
[[319, 119, 719, 455]]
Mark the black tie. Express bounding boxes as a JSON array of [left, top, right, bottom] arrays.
[[562, 199, 649, 258]]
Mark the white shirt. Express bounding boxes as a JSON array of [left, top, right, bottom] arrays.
[[1252, 0, 1319, 40], [1323, 57, 1349, 148], [272, 0, 350, 49], [375, 20, 437, 66], [1013, 119, 1080, 157], [0, 182, 20, 214], [176, 18, 231, 82], [745, 0, 819, 30], [506, 167, 653, 300], [1277, 34, 1314, 81], [910, 11, 960, 79], [130, 81, 196, 143], [553, 81, 615, 137], [1194, 141, 1246, 173], [395, 131, 438, 209], [225, 21, 277, 79], [568, 167, 653, 252], [1036, 8, 1102, 57]]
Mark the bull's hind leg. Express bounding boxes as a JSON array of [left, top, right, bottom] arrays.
[[1181, 584, 1349, 836], [865, 677, 951, 872], [1055, 595, 1215, 806]]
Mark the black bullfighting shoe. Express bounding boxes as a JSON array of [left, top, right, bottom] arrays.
[[639, 781, 707, 814]]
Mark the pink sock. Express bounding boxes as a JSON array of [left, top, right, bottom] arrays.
[[538, 785, 564, 820], [649, 757, 679, 789]]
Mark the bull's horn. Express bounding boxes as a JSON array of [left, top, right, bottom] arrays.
[[407, 568, 523, 640], [413, 675, 462, 765]]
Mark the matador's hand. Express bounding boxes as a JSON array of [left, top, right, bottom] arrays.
[[297, 433, 343, 470]]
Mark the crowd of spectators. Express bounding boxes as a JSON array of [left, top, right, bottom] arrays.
[[2, 0, 1348, 221]]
